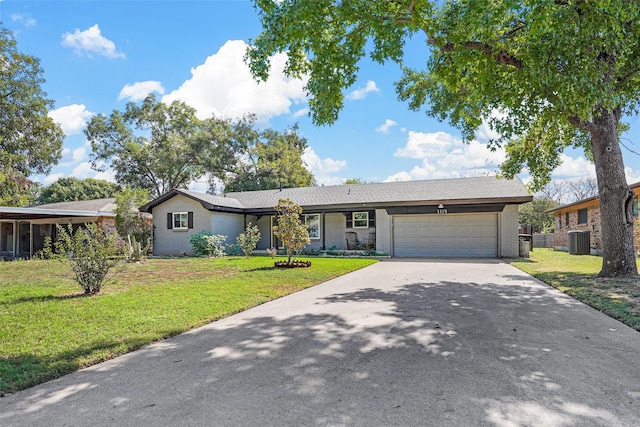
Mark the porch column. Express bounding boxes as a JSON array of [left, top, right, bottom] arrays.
[[30, 222, 33, 258], [12, 221, 17, 258], [321, 212, 326, 250]]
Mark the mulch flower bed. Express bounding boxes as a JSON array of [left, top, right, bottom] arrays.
[[274, 260, 312, 268]]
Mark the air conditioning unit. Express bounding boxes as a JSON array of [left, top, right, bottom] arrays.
[[568, 230, 590, 255]]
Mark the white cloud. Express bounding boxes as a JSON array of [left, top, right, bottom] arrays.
[[71, 162, 116, 182], [346, 80, 379, 101], [43, 173, 64, 185], [119, 81, 165, 102], [551, 154, 596, 179], [72, 146, 87, 162], [189, 176, 211, 194], [93, 169, 116, 182], [48, 104, 94, 136], [57, 142, 90, 167], [385, 131, 505, 181], [625, 167, 640, 185], [303, 147, 347, 185], [376, 119, 397, 134], [11, 13, 36, 27], [162, 40, 307, 121], [61, 24, 125, 59], [71, 162, 94, 178], [293, 107, 309, 118]]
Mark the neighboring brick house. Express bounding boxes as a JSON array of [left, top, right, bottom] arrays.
[[546, 182, 640, 254], [0, 198, 151, 259]]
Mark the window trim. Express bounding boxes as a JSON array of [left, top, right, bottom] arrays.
[[304, 214, 321, 240], [353, 211, 369, 229], [173, 212, 189, 230], [577, 208, 588, 225]]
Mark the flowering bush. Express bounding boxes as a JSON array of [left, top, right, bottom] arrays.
[[189, 231, 227, 257]]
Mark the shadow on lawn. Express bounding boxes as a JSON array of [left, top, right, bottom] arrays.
[[0, 293, 88, 306]]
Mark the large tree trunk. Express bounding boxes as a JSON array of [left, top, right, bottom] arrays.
[[590, 110, 638, 277]]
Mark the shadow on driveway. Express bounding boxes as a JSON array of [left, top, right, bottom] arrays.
[[1, 261, 639, 426]]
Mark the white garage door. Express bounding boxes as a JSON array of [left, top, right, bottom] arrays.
[[393, 213, 498, 257]]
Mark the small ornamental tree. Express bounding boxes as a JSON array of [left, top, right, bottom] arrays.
[[273, 198, 310, 265], [237, 222, 261, 257], [44, 223, 119, 295]]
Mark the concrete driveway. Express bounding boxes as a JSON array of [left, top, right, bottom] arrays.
[[1, 260, 639, 426]]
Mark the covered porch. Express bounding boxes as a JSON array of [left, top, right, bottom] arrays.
[[0, 206, 116, 259]]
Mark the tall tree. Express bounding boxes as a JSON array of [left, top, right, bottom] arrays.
[[0, 26, 64, 206], [37, 177, 120, 204], [248, 1, 640, 277], [223, 124, 315, 192], [85, 94, 206, 198]]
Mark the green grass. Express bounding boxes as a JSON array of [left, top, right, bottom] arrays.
[[0, 256, 376, 395], [510, 249, 640, 332]]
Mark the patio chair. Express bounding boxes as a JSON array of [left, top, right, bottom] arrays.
[[364, 232, 376, 250], [345, 231, 360, 249]]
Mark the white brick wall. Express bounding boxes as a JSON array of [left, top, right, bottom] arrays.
[[499, 204, 520, 258], [152, 195, 212, 256], [376, 209, 391, 255]]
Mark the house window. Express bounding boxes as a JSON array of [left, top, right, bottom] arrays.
[[304, 214, 320, 240], [565, 212, 569, 226], [353, 212, 369, 228], [577, 208, 588, 224], [633, 196, 638, 218], [173, 212, 189, 230]]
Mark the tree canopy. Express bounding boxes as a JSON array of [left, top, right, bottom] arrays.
[[222, 124, 315, 192], [37, 177, 120, 204], [86, 95, 315, 197], [0, 25, 63, 206], [248, 0, 640, 277], [85, 94, 207, 199]]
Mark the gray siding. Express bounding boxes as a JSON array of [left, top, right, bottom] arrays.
[[152, 195, 212, 256], [210, 211, 244, 246], [152, 195, 244, 256], [255, 216, 272, 250]]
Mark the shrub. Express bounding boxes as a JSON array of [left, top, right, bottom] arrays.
[[266, 247, 278, 258], [123, 234, 151, 263], [226, 243, 242, 256], [189, 231, 227, 257], [44, 223, 120, 294], [236, 222, 261, 256]]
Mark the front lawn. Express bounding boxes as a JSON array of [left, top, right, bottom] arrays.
[[0, 256, 376, 395], [510, 249, 640, 332]]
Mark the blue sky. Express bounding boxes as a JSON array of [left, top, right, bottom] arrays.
[[3, 0, 640, 193]]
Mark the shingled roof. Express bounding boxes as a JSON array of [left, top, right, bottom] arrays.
[[140, 176, 531, 213], [32, 198, 118, 212]]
